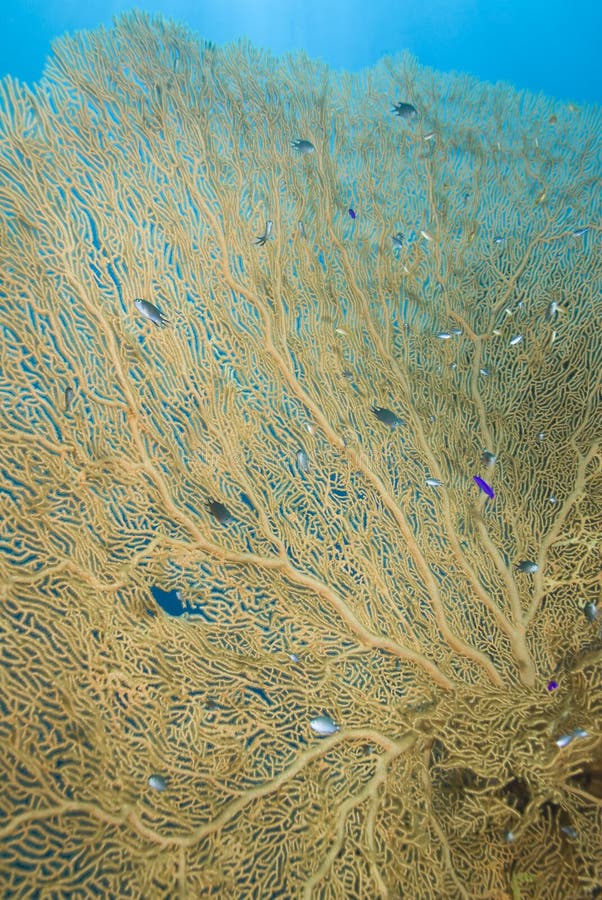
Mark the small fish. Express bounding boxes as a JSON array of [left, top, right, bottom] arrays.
[[473, 475, 494, 499], [555, 728, 588, 749], [479, 368, 490, 377], [296, 449, 310, 473], [516, 560, 538, 574], [509, 334, 523, 346], [348, 207, 356, 219], [310, 714, 339, 736], [371, 405, 403, 428], [572, 227, 588, 237], [207, 499, 233, 524], [290, 653, 300, 663], [298, 220, 306, 239], [134, 298, 169, 327], [392, 101, 418, 119], [420, 229, 433, 242], [64, 386, 74, 412], [148, 774, 168, 791], [436, 332, 452, 340], [255, 220, 273, 246], [423, 131, 436, 141], [391, 232, 403, 250], [584, 602, 599, 623], [561, 826, 578, 839], [493, 236, 505, 244], [426, 478, 443, 487], [290, 139, 315, 154], [481, 450, 497, 467], [546, 300, 559, 322], [449, 328, 463, 336]]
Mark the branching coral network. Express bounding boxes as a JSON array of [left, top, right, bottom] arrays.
[[0, 11, 600, 898]]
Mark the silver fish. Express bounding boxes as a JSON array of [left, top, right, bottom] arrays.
[[391, 232, 404, 250], [296, 449, 310, 473], [436, 332, 452, 340], [584, 602, 599, 623], [561, 826, 578, 839], [572, 227, 588, 237], [546, 300, 559, 322], [298, 220, 306, 239], [426, 478, 443, 487], [509, 334, 523, 346], [291, 139, 315, 154], [481, 450, 497, 466], [134, 298, 169, 327], [310, 715, 339, 736], [148, 774, 168, 791], [255, 220, 273, 246]]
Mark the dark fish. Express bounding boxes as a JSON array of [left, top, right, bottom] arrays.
[[391, 232, 403, 250], [255, 220, 273, 246], [371, 406, 403, 428], [392, 101, 418, 119], [291, 139, 315, 154], [348, 207, 356, 219], [64, 386, 74, 412], [572, 227, 588, 237], [207, 499, 233, 524], [473, 475, 494, 499], [516, 560, 538, 574]]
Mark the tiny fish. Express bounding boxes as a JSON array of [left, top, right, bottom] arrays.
[[516, 560, 538, 574], [310, 715, 339, 736], [64, 386, 74, 412], [371, 405, 402, 428], [426, 478, 443, 487], [449, 327, 463, 336], [207, 499, 233, 524], [555, 728, 588, 749], [134, 298, 169, 327], [584, 602, 599, 623], [348, 207, 356, 219], [479, 368, 490, 377], [296, 449, 310, 473], [420, 229, 433, 242], [148, 774, 168, 791], [436, 332, 452, 340], [290, 139, 315, 154], [423, 131, 436, 141], [509, 334, 523, 346], [255, 220, 273, 246], [392, 101, 417, 119], [298, 220, 306, 239], [481, 451, 497, 467], [561, 826, 578, 839], [391, 232, 403, 250], [473, 475, 494, 499], [572, 227, 588, 237], [493, 236, 505, 244], [290, 653, 300, 663], [546, 300, 559, 322]]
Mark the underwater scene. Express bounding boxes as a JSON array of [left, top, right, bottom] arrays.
[[0, 8, 601, 899]]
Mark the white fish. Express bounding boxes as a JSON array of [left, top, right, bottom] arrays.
[[509, 334, 523, 346], [426, 478, 443, 487], [310, 715, 339, 736]]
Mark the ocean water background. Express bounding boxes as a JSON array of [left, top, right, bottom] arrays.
[[2, 0, 602, 105]]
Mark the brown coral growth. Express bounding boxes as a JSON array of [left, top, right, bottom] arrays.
[[0, 11, 601, 898]]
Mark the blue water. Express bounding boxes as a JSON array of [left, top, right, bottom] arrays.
[[2, 0, 601, 105]]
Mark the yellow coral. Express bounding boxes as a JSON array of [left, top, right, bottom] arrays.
[[0, 11, 600, 898]]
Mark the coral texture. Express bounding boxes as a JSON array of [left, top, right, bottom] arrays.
[[0, 12, 600, 898]]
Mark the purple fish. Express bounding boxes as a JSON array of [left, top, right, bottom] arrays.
[[473, 475, 494, 499], [348, 207, 356, 219]]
